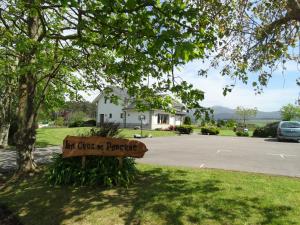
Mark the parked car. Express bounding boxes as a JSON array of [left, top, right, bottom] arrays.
[[277, 121, 300, 142]]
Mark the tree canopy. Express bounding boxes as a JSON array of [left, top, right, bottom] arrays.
[[280, 103, 300, 120], [0, 0, 220, 171], [200, 0, 300, 94]]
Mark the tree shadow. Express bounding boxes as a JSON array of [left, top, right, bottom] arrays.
[[0, 167, 297, 225], [264, 138, 299, 143]]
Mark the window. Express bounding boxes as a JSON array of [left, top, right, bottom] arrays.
[[109, 113, 112, 118], [157, 114, 169, 124], [120, 113, 123, 118]]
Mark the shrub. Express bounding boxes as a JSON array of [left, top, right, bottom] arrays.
[[47, 154, 137, 187], [183, 116, 192, 125], [54, 117, 64, 127], [236, 131, 249, 137], [68, 120, 83, 128], [201, 126, 220, 135], [226, 119, 236, 128], [253, 127, 267, 137], [90, 122, 120, 137], [175, 125, 193, 134], [264, 121, 279, 138], [68, 111, 87, 127], [168, 125, 176, 131], [252, 121, 279, 138], [81, 119, 96, 127]]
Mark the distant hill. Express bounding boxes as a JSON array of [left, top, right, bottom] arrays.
[[211, 106, 281, 120]]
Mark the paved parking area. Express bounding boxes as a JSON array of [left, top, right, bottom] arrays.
[[1, 135, 299, 177], [137, 135, 300, 177]]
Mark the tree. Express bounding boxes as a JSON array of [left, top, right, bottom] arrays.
[[183, 116, 192, 125], [280, 104, 300, 121], [1, 0, 219, 172], [199, 0, 300, 93], [235, 106, 257, 126]]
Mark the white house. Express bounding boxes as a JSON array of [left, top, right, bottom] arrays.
[[93, 87, 186, 129]]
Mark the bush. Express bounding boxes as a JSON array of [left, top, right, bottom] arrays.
[[252, 121, 279, 138], [54, 117, 64, 127], [81, 119, 96, 127], [236, 131, 249, 137], [91, 122, 120, 137], [68, 120, 83, 128], [183, 116, 192, 125], [47, 154, 137, 187], [68, 111, 87, 127], [168, 125, 176, 131], [264, 121, 279, 138], [201, 126, 220, 135], [175, 125, 193, 134], [252, 127, 267, 137]]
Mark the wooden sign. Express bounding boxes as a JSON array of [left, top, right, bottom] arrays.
[[62, 136, 148, 158]]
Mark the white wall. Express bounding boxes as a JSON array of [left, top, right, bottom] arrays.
[[96, 96, 124, 124], [96, 93, 185, 129], [151, 110, 182, 129]]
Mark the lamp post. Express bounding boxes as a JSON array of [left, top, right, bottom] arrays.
[[138, 115, 146, 137]]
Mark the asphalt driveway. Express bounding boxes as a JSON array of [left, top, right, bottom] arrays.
[[1, 135, 299, 177], [137, 135, 300, 177]]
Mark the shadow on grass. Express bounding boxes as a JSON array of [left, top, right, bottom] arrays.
[[35, 141, 53, 148], [0, 167, 296, 225]]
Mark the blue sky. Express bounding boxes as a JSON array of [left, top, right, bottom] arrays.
[[173, 60, 300, 112], [85, 60, 299, 112]]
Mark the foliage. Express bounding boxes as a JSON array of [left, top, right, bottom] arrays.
[[167, 125, 176, 131], [68, 111, 87, 124], [216, 119, 225, 127], [280, 104, 300, 121], [236, 131, 249, 137], [253, 121, 280, 138], [82, 120, 96, 127], [0, 0, 221, 171], [54, 117, 65, 127], [183, 116, 192, 125], [201, 126, 220, 135], [235, 106, 258, 126], [90, 122, 120, 137], [252, 127, 267, 137], [175, 125, 193, 134], [225, 119, 237, 128], [47, 154, 137, 187], [199, 0, 300, 93]]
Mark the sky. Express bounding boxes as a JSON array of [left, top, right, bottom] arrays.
[[172, 60, 300, 112], [84, 60, 300, 112]]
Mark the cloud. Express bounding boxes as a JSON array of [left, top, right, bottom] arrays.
[[175, 60, 299, 111]]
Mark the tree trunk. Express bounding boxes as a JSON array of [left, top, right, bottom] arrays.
[[15, 73, 38, 172], [15, 2, 42, 172], [0, 124, 10, 149]]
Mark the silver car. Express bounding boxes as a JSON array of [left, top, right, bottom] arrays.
[[277, 121, 300, 142]]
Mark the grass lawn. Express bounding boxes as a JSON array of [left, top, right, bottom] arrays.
[[36, 127, 176, 147], [1, 164, 300, 225]]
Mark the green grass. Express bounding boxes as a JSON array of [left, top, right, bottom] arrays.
[[1, 164, 300, 225], [36, 127, 176, 147], [36, 127, 92, 147]]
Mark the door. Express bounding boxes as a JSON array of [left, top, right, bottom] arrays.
[[99, 114, 104, 125]]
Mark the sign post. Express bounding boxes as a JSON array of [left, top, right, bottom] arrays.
[[138, 114, 146, 137]]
